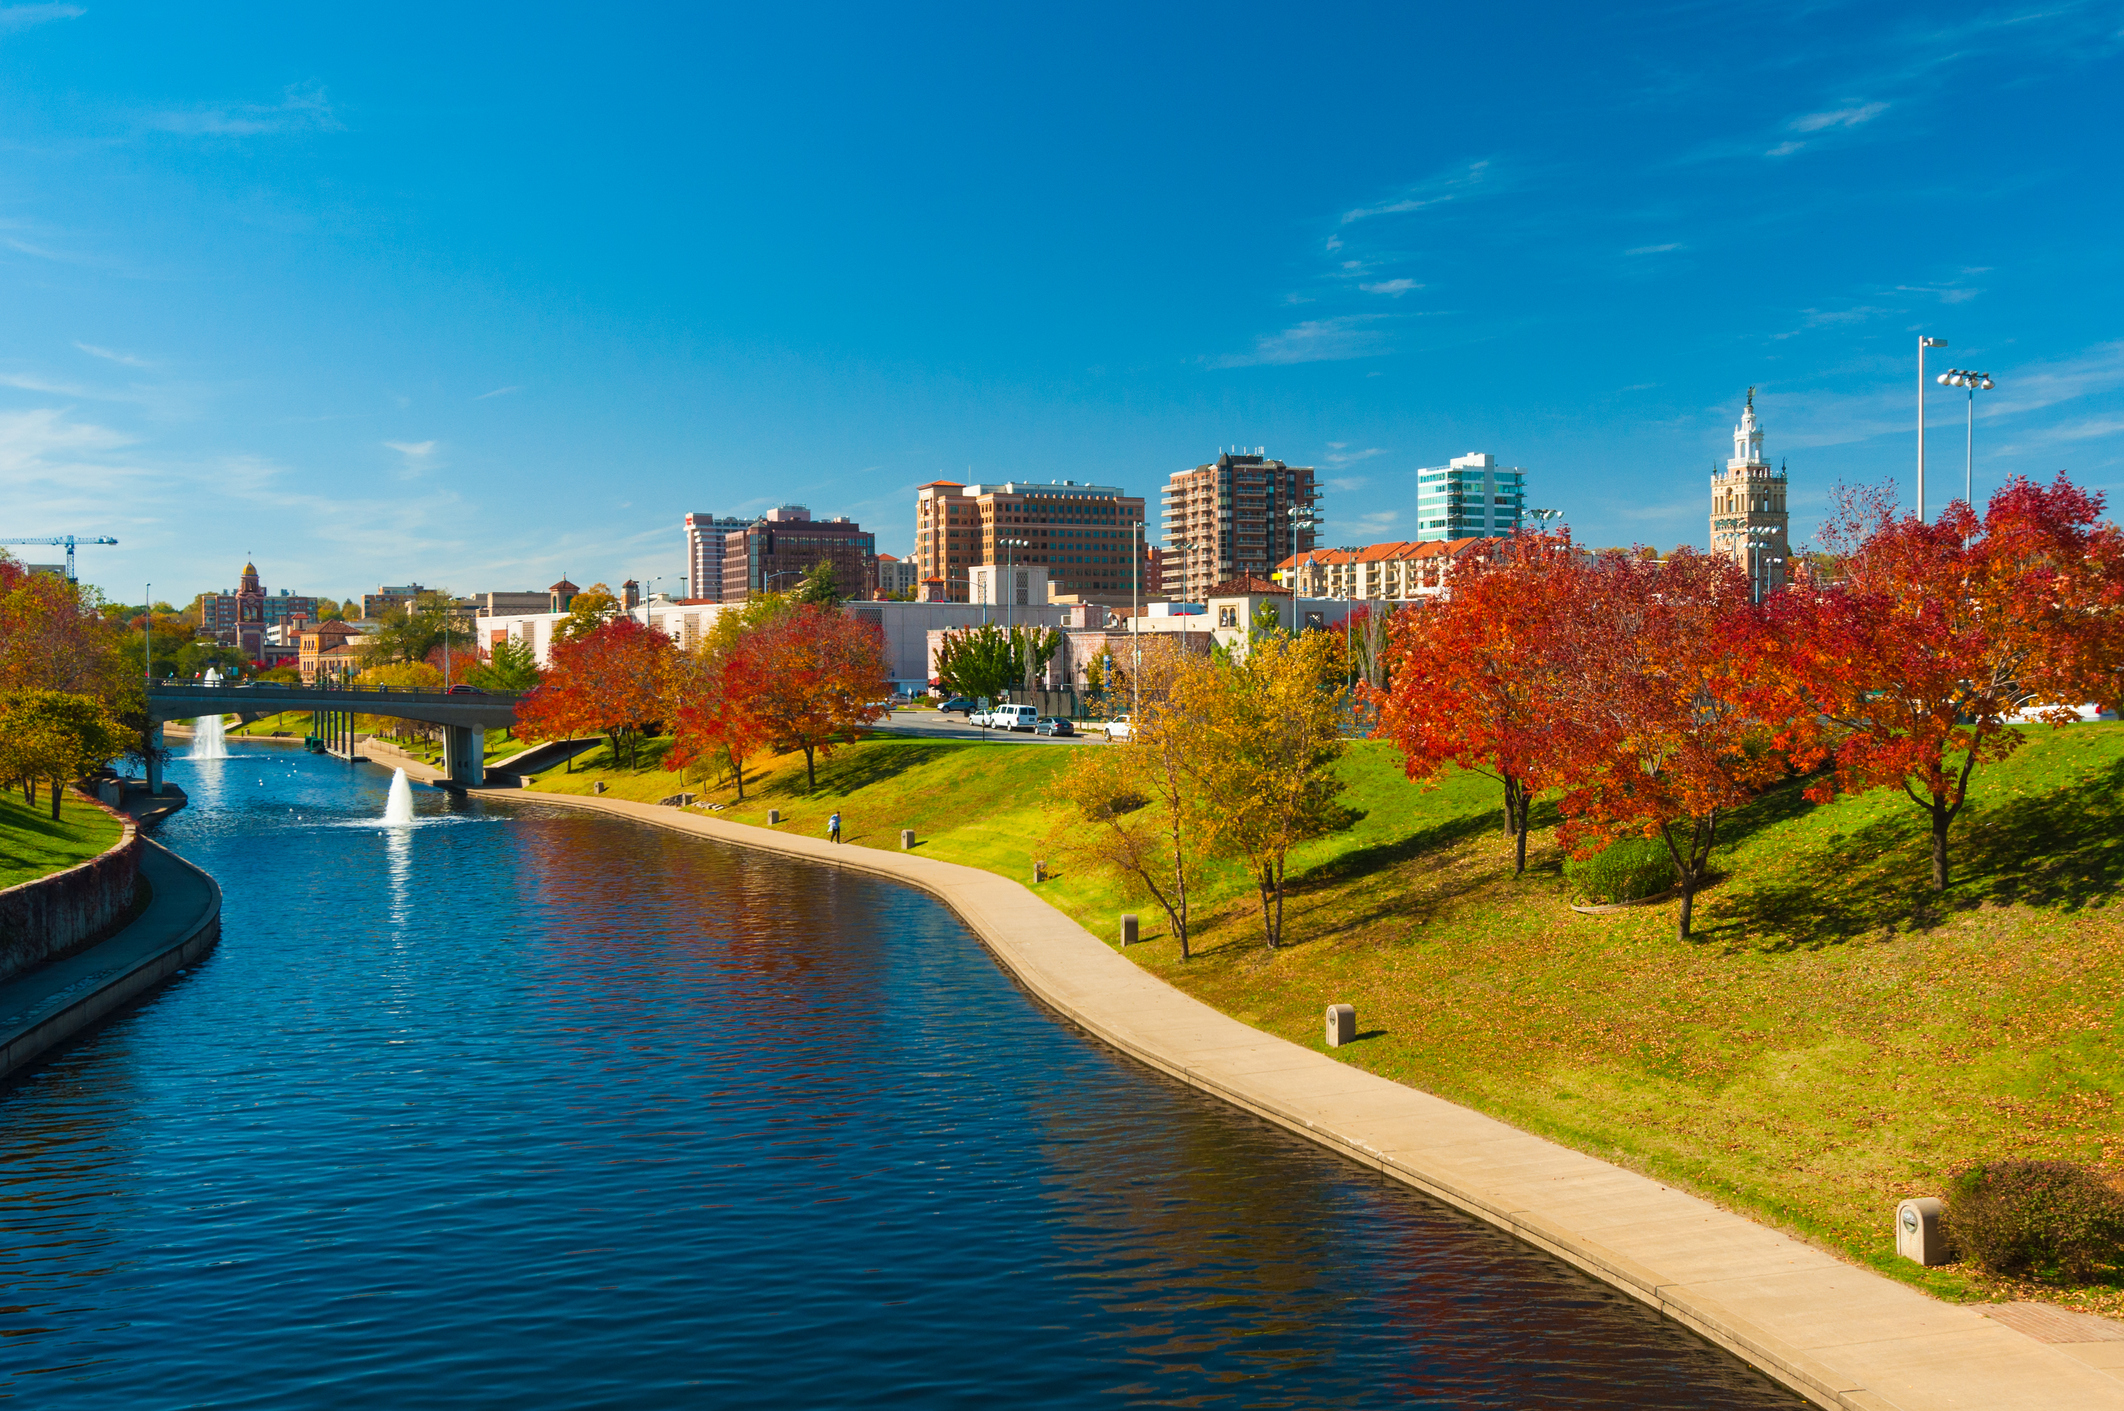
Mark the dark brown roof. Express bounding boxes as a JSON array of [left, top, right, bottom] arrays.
[[1207, 574, 1290, 597], [548, 578, 578, 593]]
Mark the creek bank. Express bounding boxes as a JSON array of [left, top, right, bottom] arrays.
[[469, 782, 2124, 1411]]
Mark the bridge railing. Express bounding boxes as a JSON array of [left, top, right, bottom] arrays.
[[147, 680, 526, 707]]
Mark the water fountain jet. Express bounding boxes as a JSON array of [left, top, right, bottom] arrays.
[[189, 668, 229, 760], [383, 768, 415, 826]]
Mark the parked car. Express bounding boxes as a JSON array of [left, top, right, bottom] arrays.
[[444, 684, 486, 695], [982, 704, 1040, 732], [938, 697, 977, 715], [1100, 714, 1133, 740], [1034, 717, 1075, 737]]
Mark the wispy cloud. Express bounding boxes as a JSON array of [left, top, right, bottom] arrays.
[[0, 371, 142, 401], [75, 341, 153, 368], [1360, 278, 1420, 297], [1209, 316, 1394, 369], [1896, 283, 1982, 304], [384, 439, 439, 479], [1625, 242, 1683, 256], [1790, 102, 1889, 133], [0, 3, 83, 34], [475, 385, 521, 400], [148, 82, 343, 137], [1321, 443, 1387, 469], [1341, 160, 1498, 225]]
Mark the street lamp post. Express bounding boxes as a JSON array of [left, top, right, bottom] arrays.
[[998, 537, 1027, 701], [1286, 503, 1319, 634], [1935, 368, 1996, 510], [1918, 335, 1949, 520]]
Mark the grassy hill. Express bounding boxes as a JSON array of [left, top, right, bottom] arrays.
[[518, 722, 2124, 1312], [0, 789, 126, 891]]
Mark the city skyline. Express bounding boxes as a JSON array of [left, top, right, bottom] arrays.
[[1, 3, 2118, 602]]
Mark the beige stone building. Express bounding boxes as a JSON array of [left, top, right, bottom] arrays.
[[1274, 537, 1500, 602], [1709, 388, 1790, 600], [914, 479, 1146, 605]]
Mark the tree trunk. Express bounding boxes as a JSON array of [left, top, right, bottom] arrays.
[[24, 777, 36, 807], [803, 743, 816, 791], [1502, 775, 1531, 876], [1272, 858, 1285, 949], [1931, 802, 1952, 891], [1676, 873, 1695, 940], [730, 746, 746, 801], [1259, 873, 1277, 949], [49, 778, 61, 821]]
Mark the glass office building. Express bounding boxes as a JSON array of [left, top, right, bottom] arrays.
[[1414, 452, 1526, 541]]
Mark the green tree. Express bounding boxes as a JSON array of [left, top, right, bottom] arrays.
[[553, 583, 622, 644], [363, 590, 474, 667], [933, 623, 1058, 701], [792, 559, 847, 609], [0, 689, 126, 819], [469, 638, 542, 691]]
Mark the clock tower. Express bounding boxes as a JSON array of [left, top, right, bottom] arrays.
[[1708, 388, 1790, 601]]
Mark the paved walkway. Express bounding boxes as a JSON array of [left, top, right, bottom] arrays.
[[0, 840, 221, 1080], [467, 786, 2124, 1411]]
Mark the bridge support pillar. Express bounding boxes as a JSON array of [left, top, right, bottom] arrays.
[[443, 724, 485, 787], [145, 721, 165, 795]]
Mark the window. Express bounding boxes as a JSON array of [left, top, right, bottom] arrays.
[[1218, 606, 1238, 627]]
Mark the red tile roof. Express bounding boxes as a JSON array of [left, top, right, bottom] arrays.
[[1207, 574, 1291, 597]]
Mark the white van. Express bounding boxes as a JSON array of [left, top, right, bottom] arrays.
[[983, 704, 1040, 732]]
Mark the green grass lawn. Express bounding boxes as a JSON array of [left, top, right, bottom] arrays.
[[0, 788, 126, 891], [521, 723, 2124, 1314]]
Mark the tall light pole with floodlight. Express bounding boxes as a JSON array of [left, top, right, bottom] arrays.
[[1936, 368, 1996, 510], [1918, 335, 1949, 519]]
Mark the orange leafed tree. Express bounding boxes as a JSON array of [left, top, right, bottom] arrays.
[[515, 617, 672, 768], [1548, 548, 1793, 940], [733, 604, 891, 790], [1367, 532, 1579, 875], [1768, 474, 2118, 892]]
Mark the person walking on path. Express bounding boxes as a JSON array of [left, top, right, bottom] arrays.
[[828, 811, 842, 844]]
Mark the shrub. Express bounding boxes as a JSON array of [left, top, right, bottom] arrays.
[[1563, 836, 1675, 904], [1941, 1160, 2124, 1281]]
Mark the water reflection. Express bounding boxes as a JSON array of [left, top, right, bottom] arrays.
[[0, 747, 1802, 1409]]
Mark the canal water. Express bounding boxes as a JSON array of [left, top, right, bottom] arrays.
[[0, 748, 1802, 1408]]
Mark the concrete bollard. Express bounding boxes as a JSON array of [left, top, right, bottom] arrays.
[[1896, 1197, 1947, 1266], [1119, 913, 1138, 947], [1325, 1004, 1356, 1047], [768, 808, 781, 825], [901, 828, 915, 850], [592, 781, 607, 795], [1034, 860, 1047, 884]]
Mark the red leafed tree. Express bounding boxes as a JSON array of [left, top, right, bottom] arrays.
[[1769, 475, 2117, 892], [515, 617, 672, 768], [735, 604, 891, 790], [665, 636, 772, 800], [1366, 532, 1579, 875], [1549, 548, 1793, 939]]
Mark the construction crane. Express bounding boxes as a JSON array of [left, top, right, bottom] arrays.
[[0, 535, 119, 582]]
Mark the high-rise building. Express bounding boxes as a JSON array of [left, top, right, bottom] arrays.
[[1709, 388, 1790, 600], [1414, 453, 1525, 541], [721, 506, 877, 602], [875, 553, 920, 598], [201, 562, 317, 659], [915, 480, 1147, 604], [684, 512, 760, 603], [1159, 451, 1319, 601]]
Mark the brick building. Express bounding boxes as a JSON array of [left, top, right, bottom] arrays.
[[914, 479, 1147, 605], [200, 562, 317, 660], [1159, 451, 1319, 601], [720, 506, 876, 602]]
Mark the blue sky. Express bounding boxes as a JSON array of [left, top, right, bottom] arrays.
[[2, 1, 2120, 605]]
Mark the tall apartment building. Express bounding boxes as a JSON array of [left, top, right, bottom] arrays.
[[720, 505, 877, 602], [1159, 451, 1319, 601], [684, 512, 760, 602], [1709, 388, 1790, 601], [1415, 453, 1525, 541], [914, 480, 1147, 604]]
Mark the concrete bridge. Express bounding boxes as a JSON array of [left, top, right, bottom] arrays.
[[145, 682, 526, 789]]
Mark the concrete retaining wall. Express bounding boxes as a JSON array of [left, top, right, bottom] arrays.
[[0, 796, 141, 984]]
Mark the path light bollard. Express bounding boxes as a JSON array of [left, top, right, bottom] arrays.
[[1896, 1197, 1947, 1266], [1119, 913, 1138, 947], [768, 808, 781, 825], [1326, 1004, 1356, 1048], [1034, 860, 1047, 885], [901, 828, 915, 850], [592, 781, 607, 795]]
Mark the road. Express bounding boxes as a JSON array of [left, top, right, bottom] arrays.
[[871, 709, 1105, 746]]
